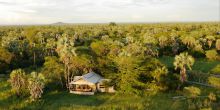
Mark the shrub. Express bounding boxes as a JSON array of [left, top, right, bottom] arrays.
[[9, 69, 27, 97], [205, 50, 218, 60], [208, 76, 220, 89], [183, 86, 201, 98], [210, 64, 220, 75], [28, 72, 45, 101], [187, 70, 209, 83]]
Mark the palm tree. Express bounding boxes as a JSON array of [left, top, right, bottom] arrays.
[[158, 36, 168, 48], [28, 72, 45, 101], [206, 36, 215, 48], [9, 69, 27, 96], [215, 39, 220, 50], [45, 38, 56, 56], [56, 34, 77, 89], [174, 52, 195, 83], [181, 36, 196, 49], [24, 28, 38, 66]]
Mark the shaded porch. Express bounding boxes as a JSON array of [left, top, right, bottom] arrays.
[[69, 84, 96, 95]]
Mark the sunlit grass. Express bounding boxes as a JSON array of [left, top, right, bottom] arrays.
[[159, 56, 220, 73], [0, 79, 187, 110]]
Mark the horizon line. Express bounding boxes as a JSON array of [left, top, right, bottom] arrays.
[[0, 21, 220, 26]]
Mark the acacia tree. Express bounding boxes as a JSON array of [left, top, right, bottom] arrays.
[[174, 52, 195, 83]]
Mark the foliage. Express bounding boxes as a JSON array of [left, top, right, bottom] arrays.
[[42, 56, 64, 88], [187, 70, 209, 83], [205, 49, 218, 61], [181, 36, 196, 49], [206, 36, 215, 48], [56, 35, 77, 89], [208, 76, 220, 89], [174, 52, 195, 82], [114, 56, 168, 95], [183, 86, 218, 110], [183, 86, 201, 98], [210, 64, 220, 75], [0, 47, 13, 64], [0, 23, 220, 108], [215, 39, 220, 50], [109, 22, 117, 26], [90, 41, 109, 56], [9, 69, 27, 97], [28, 72, 45, 101]]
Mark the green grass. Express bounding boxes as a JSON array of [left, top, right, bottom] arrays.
[[158, 56, 220, 73], [0, 79, 186, 110]]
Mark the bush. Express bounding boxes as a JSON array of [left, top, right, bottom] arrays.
[[208, 76, 220, 89], [205, 50, 218, 61], [187, 70, 209, 83], [183, 86, 201, 98], [9, 69, 27, 97], [210, 64, 220, 75]]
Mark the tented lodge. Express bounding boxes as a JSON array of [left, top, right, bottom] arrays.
[[69, 72, 115, 95]]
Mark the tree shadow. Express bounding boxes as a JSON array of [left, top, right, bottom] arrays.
[[20, 91, 109, 110], [0, 93, 28, 110]]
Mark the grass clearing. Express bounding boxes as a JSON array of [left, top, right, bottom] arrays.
[[0, 79, 186, 110]]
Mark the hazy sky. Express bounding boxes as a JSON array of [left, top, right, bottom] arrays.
[[0, 0, 219, 24]]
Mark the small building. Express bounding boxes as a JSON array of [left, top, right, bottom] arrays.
[[69, 72, 115, 95]]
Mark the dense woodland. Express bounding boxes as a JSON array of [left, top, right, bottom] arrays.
[[0, 22, 220, 109]]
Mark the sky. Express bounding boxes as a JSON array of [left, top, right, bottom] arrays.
[[0, 0, 219, 25]]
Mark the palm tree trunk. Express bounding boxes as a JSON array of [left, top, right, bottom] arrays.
[[180, 67, 186, 83], [34, 51, 36, 66], [67, 65, 70, 91], [33, 43, 36, 66]]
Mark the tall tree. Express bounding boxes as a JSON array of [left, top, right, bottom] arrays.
[[24, 27, 38, 66], [56, 34, 77, 89]]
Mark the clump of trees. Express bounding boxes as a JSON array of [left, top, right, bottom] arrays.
[[9, 69, 45, 101]]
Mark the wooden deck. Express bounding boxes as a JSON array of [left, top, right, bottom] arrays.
[[70, 91, 95, 95]]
